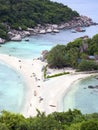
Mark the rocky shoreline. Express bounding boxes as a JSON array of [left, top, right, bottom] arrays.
[[0, 15, 97, 44]]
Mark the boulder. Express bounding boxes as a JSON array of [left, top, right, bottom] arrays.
[[0, 38, 5, 44], [39, 29, 46, 34], [88, 85, 95, 89], [8, 31, 15, 39], [23, 31, 30, 36], [11, 34, 22, 41], [41, 50, 49, 60], [53, 29, 59, 33], [52, 24, 58, 29], [27, 28, 34, 31], [46, 28, 52, 33]]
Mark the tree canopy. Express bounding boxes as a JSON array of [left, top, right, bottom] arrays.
[[0, 109, 98, 130], [0, 0, 79, 31], [47, 34, 98, 70]]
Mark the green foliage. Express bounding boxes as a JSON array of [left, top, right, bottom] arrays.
[[0, 109, 98, 130], [0, 111, 28, 130], [0, 23, 8, 39], [78, 60, 98, 71], [44, 65, 47, 79], [47, 44, 69, 68], [67, 47, 79, 68], [47, 34, 98, 71], [80, 120, 98, 130], [0, 123, 9, 130], [80, 53, 88, 59], [47, 72, 69, 78], [0, 0, 79, 36], [87, 34, 98, 55], [66, 38, 83, 50], [69, 123, 81, 130]]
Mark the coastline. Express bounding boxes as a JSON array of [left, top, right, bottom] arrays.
[[58, 74, 97, 112], [0, 15, 97, 44], [0, 54, 46, 117], [41, 73, 98, 115], [0, 54, 97, 117]]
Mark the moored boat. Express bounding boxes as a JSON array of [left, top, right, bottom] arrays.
[[75, 27, 86, 32], [71, 29, 77, 33]]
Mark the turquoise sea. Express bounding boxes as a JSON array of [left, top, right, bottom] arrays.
[[0, 61, 25, 113], [63, 76, 98, 114], [0, 0, 98, 113]]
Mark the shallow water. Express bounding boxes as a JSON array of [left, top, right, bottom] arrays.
[[63, 76, 98, 114], [0, 61, 25, 113], [0, 25, 98, 59]]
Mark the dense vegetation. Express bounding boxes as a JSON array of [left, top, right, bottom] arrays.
[[47, 34, 98, 71], [1, 109, 98, 130], [0, 0, 79, 39]]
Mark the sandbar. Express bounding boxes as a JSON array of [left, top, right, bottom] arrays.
[[0, 54, 97, 117]]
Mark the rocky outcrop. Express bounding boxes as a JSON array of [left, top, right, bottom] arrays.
[[5, 15, 97, 42], [23, 31, 30, 36], [39, 30, 46, 34], [53, 29, 59, 33], [41, 50, 49, 61], [46, 28, 52, 33], [0, 38, 5, 44], [11, 34, 22, 41]]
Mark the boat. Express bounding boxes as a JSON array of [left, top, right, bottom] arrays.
[[25, 38, 29, 41], [71, 29, 77, 33], [75, 27, 86, 32]]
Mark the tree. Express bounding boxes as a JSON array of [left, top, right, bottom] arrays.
[[0, 111, 27, 130], [78, 60, 98, 71], [80, 120, 98, 130], [67, 47, 79, 68], [69, 123, 81, 130], [0, 123, 9, 130], [47, 45, 68, 68]]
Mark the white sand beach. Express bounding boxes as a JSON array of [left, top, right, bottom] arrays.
[[0, 54, 97, 117]]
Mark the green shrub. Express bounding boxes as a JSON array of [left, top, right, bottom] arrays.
[[47, 72, 69, 78], [78, 60, 98, 71]]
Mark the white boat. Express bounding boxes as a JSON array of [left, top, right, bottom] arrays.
[[71, 29, 77, 33]]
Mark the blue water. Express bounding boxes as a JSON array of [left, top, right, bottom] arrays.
[[63, 76, 98, 114], [0, 25, 98, 59], [0, 38, 53, 59], [0, 0, 98, 113], [0, 1, 98, 59], [0, 61, 25, 113]]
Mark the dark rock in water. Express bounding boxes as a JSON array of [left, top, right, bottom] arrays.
[[88, 85, 95, 89], [88, 85, 98, 89]]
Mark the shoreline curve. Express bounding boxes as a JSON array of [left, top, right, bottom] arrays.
[[0, 54, 97, 117]]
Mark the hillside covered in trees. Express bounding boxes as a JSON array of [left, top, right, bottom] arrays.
[[0, 109, 98, 130], [47, 34, 98, 71], [0, 0, 79, 39]]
